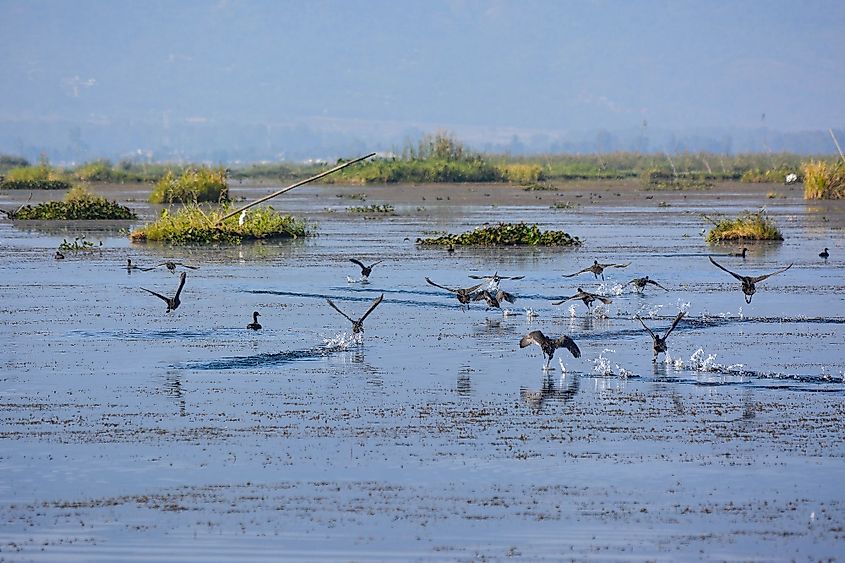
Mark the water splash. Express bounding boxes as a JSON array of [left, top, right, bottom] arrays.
[[525, 308, 538, 320], [322, 332, 362, 349], [676, 299, 691, 314], [592, 348, 629, 377], [568, 305, 578, 318], [597, 282, 625, 296], [346, 276, 370, 285], [591, 305, 610, 319]]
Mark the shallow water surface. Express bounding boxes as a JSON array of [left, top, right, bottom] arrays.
[[1, 182, 844, 560]]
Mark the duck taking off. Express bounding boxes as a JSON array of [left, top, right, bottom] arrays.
[[552, 288, 613, 311], [624, 276, 669, 293], [564, 260, 630, 281], [709, 257, 792, 303], [468, 272, 525, 282], [472, 289, 516, 309], [247, 311, 262, 330], [425, 277, 484, 309], [349, 258, 385, 279], [637, 311, 686, 360], [142, 261, 199, 273], [141, 271, 187, 313], [519, 330, 581, 370], [326, 294, 384, 334]]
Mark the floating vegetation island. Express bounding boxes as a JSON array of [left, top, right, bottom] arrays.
[[130, 205, 308, 245], [149, 167, 229, 204], [803, 160, 845, 200], [417, 222, 581, 247], [4, 186, 136, 220], [705, 210, 783, 243]]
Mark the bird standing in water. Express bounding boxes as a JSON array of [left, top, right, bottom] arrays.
[[425, 278, 484, 309], [637, 311, 686, 361], [709, 257, 792, 303], [126, 258, 144, 273], [54, 251, 65, 260], [519, 330, 581, 370], [552, 288, 613, 311], [349, 258, 385, 279], [624, 276, 669, 293], [247, 311, 262, 330], [141, 272, 187, 313], [564, 260, 630, 281], [730, 247, 749, 258], [326, 294, 384, 334]]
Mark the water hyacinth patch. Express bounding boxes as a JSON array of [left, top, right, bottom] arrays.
[[705, 210, 783, 243], [417, 222, 581, 247], [7, 186, 136, 220]]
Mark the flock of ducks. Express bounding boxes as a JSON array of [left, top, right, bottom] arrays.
[[120, 244, 828, 371]]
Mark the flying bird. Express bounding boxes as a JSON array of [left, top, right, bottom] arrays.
[[637, 311, 686, 360], [425, 277, 484, 309], [563, 260, 630, 281], [552, 288, 613, 310], [519, 330, 581, 370], [141, 271, 187, 313], [247, 311, 262, 330], [349, 258, 385, 279], [472, 289, 516, 309], [624, 276, 669, 293], [142, 261, 199, 273], [326, 294, 384, 334], [709, 257, 792, 303], [468, 272, 525, 282]]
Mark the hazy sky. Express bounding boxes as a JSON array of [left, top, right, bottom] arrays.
[[2, 0, 844, 151]]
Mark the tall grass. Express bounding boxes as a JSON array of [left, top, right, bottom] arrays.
[[803, 160, 845, 199], [149, 167, 229, 204], [705, 210, 783, 243]]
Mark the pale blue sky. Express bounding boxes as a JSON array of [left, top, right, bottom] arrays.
[[1, 0, 843, 160]]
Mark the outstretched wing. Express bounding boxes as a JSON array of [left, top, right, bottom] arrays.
[[497, 290, 516, 304], [601, 262, 630, 269], [140, 263, 166, 271], [595, 294, 613, 304], [468, 274, 489, 280], [326, 298, 355, 323], [349, 258, 367, 272], [555, 335, 581, 358], [519, 331, 545, 349], [551, 295, 577, 305], [140, 287, 170, 304], [563, 267, 591, 278], [174, 262, 199, 270], [709, 257, 744, 282], [472, 290, 491, 302], [425, 277, 458, 294], [505, 275, 526, 281], [663, 311, 686, 339], [646, 279, 669, 291], [749, 263, 792, 284], [358, 294, 384, 323], [367, 259, 385, 269], [636, 316, 657, 340], [623, 278, 637, 287], [463, 282, 485, 294]]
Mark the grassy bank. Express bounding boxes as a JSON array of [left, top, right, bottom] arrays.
[[417, 222, 581, 247]]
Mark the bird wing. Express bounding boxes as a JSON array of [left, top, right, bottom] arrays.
[[505, 275, 526, 280], [595, 295, 613, 304], [636, 316, 657, 340], [467, 274, 488, 280], [749, 263, 792, 284], [463, 282, 484, 294], [425, 277, 458, 294], [497, 290, 516, 304], [555, 335, 581, 358], [358, 294, 384, 323], [563, 267, 591, 277], [519, 331, 544, 348], [709, 257, 745, 282], [140, 287, 170, 303], [174, 262, 199, 269], [367, 259, 385, 268], [551, 295, 577, 305], [349, 258, 367, 271], [140, 263, 166, 271], [663, 311, 686, 339], [325, 298, 355, 323], [472, 290, 491, 302], [623, 278, 637, 287], [646, 279, 669, 291], [611, 262, 631, 269]]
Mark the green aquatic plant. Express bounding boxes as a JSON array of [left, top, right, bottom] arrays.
[[346, 204, 395, 214], [1, 161, 71, 190], [130, 204, 309, 244], [7, 186, 136, 220], [149, 166, 229, 204], [417, 222, 581, 247], [58, 236, 100, 254], [705, 210, 783, 243], [803, 160, 845, 200], [740, 166, 798, 184]]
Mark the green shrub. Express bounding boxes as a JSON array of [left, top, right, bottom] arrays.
[[8, 186, 136, 220], [498, 163, 544, 183], [705, 210, 783, 242], [149, 167, 229, 204], [803, 160, 845, 199], [74, 160, 130, 182], [417, 222, 581, 247], [130, 204, 308, 244]]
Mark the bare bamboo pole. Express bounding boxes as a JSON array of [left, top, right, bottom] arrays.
[[216, 153, 376, 225], [829, 129, 845, 164]]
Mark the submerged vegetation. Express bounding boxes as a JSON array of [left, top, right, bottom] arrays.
[[417, 222, 581, 247], [130, 205, 308, 244], [803, 160, 845, 199], [149, 167, 229, 204], [705, 210, 783, 243], [5, 186, 136, 220]]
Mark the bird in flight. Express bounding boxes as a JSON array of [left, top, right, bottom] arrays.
[[709, 257, 792, 303], [142, 261, 199, 273], [552, 288, 613, 311], [425, 277, 484, 309], [326, 294, 384, 334], [519, 330, 581, 370], [563, 260, 630, 281], [141, 272, 187, 313], [349, 258, 385, 279], [472, 289, 516, 309], [624, 276, 669, 293], [636, 311, 686, 360]]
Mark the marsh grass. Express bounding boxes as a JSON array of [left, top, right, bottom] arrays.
[[417, 222, 581, 247], [705, 210, 783, 243], [1, 162, 71, 190], [803, 160, 845, 199], [6, 186, 136, 220], [129, 204, 308, 244], [741, 166, 797, 184], [149, 167, 229, 204]]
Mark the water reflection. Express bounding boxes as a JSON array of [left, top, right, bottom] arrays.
[[456, 365, 474, 397], [164, 371, 187, 417], [519, 373, 579, 413]]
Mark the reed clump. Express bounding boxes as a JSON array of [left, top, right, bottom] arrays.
[[803, 160, 845, 199], [149, 167, 229, 204], [705, 210, 783, 243], [417, 222, 581, 247], [130, 204, 308, 244], [7, 186, 136, 220], [1, 162, 71, 190]]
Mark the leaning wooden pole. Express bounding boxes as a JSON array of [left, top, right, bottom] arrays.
[[829, 129, 845, 164], [216, 152, 376, 225]]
